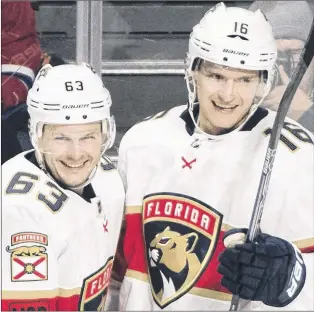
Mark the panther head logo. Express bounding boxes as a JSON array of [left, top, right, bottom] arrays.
[[143, 193, 223, 308], [148, 226, 201, 302], [6, 245, 46, 256]]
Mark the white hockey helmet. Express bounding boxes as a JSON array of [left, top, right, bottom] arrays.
[[27, 62, 116, 152], [185, 2, 277, 127]]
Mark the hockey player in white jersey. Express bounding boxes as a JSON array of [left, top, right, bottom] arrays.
[[2, 63, 125, 311], [116, 2, 314, 311]]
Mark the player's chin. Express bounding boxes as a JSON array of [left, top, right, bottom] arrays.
[[60, 174, 90, 188], [210, 113, 241, 130]]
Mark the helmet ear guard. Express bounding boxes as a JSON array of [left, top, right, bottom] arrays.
[[101, 116, 116, 151], [184, 55, 201, 109]]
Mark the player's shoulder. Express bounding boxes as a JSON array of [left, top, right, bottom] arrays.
[[2, 152, 51, 224], [96, 154, 124, 182], [125, 104, 186, 140], [262, 109, 313, 132], [119, 105, 186, 152], [99, 154, 117, 171], [2, 151, 65, 209], [96, 154, 123, 185], [260, 109, 314, 159], [94, 155, 125, 205], [2, 150, 42, 180]]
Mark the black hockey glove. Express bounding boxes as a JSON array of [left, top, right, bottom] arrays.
[[218, 228, 306, 307]]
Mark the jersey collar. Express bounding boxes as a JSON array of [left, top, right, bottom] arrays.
[[180, 103, 269, 136]]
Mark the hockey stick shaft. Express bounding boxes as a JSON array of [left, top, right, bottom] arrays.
[[229, 19, 314, 311]]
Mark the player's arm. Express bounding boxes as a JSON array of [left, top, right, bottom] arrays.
[[218, 136, 314, 310], [105, 218, 127, 311], [265, 144, 314, 310], [1, 1, 42, 110], [105, 138, 129, 310], [109, 131, 129, 284], [115, 129, 156, 310], [1, 204, 60, 311], [118, 122, 135, 190]]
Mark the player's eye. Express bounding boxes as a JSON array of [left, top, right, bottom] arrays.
[[81, 135, 96, 141], [159, 238, 170, 245], [207, 73, 224, 80], [238, 76, 256, 83], [55, 136, 69, 141]]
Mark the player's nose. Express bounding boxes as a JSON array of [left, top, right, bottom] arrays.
[[218, 79, 236, 102], [66, 141, 85, 159]]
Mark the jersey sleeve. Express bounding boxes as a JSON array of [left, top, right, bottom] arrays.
[[117, 126, 142, 192], [275, 145, 314, 310], [1, 204, 61, 311], [117, 138, 128, 191], [106, 139, 128, 310], [256, 133, 314, 310]]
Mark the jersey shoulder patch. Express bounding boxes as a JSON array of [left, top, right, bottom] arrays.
[[261, 113, 314, 154]]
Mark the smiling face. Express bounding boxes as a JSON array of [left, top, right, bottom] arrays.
[[194, 61, 263, 135], [38, 122, 103, 188]]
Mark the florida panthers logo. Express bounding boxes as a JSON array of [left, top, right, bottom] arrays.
[[143, 192, 222, 308], [148, 226, 201, 301]]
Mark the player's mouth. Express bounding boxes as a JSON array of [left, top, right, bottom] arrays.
[[212, 100, 239, 112], [60, 160, 89, 169]]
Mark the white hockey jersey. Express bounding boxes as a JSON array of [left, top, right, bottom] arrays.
[[2, 151, 125, 311], [118, 105, 314, 311]]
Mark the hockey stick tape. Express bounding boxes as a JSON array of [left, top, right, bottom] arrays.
[[223, 228, 247, 248]]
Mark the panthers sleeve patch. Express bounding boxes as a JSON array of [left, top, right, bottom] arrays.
[[6, 232, 48, 282]]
